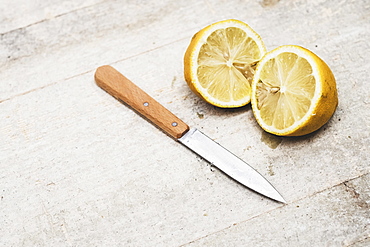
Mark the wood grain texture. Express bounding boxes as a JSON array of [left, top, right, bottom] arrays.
[[0, 0, 212, 101], [0, 0, 105, 33], [187, 173, 370, 246], [95, 65, 189, 139]]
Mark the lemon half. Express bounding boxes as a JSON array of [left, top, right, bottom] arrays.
[[251, 45, 338, 136], [184, 19, 266, 108]]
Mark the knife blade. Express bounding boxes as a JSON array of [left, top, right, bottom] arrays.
[[94, 65, 286, 203]]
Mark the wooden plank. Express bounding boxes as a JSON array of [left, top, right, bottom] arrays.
[[0, 0, 219, 101], [185, 173, 370, 246], [0, 0, 105, 34]]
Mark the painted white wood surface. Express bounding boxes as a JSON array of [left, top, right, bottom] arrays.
[[0, 0, 106, 33], [1, 0, 369, 246]]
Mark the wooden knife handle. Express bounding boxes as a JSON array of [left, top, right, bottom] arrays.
[[95, 65, 190, 139]]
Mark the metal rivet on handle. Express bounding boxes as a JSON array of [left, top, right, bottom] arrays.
[[143, 102, 149, 107], [172, 122, 178, 127]]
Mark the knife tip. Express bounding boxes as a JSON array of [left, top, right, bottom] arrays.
[[278, 198, 287, 204], [260, 187, 287, 204], [272, 194, 287, 204]]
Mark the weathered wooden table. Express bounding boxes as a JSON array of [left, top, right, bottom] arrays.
[[1, 0, 369, 246]]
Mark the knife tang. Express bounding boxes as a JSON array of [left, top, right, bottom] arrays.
[[95, 65, 190, 139]]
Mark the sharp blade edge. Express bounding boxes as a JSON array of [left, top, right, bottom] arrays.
[[178, 128, 286, 203]]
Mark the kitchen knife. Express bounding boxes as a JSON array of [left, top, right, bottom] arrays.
[[95, 65, 286, 203]]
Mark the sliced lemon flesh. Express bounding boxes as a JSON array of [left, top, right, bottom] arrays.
[[251, 45, 338, 136], [184, 19, 266, 108]]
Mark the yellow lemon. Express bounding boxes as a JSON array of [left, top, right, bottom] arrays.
[[184, 19, 266, 108], [251, 45, 338, 136]]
